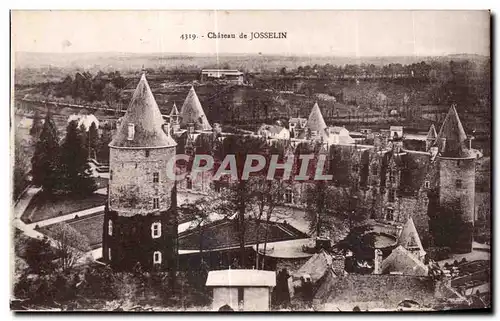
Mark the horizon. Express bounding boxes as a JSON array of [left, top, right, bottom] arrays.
[[15, 50, 489, 58]]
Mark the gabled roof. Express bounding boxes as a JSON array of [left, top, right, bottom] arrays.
[[398, 217, 425, 254], [435, 105, 472, 158], [381, 245, 428, 276], [179, 86, 212, 131], [427, 124, 437, 140], [169, 103, 179, 116], [178, 217, 308, 251], [313, 271, 436, 309], [294, 250, 334, 284], [306, 102, 327, 134], [109, 74, 176, 148]]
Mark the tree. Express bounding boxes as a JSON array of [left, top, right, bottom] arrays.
[[59, 120, 96, 195], [216, 135, 268, 267], [103, 82, 118, 107], [48, 222, 90, 272], [24, 236, 56, 275], [87, 122, 99, 159], [31, 111, 61, 194], [29, 110, 43, 138], [97, 127, 112, 163], [246, 176, 286, 269]]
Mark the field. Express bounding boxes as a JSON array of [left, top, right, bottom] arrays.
[[22, 193, 106, 223]]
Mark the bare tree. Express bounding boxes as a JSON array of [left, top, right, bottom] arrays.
[[245, 176, 286, 269], [48, 222, 90, 272]]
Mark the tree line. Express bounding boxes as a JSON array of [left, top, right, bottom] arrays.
[[30, 111, 97, 196]]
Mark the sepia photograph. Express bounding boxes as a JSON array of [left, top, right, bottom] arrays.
[[10, 10, 491, 312]]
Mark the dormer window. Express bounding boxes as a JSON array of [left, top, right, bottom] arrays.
[[151, 222, 161, 238], [127, 123, 135, 140]]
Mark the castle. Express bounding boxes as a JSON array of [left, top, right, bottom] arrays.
[[103, 74, 479, 272]]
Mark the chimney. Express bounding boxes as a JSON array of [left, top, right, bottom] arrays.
[[467, 135, 474, 150], [439, 138, 447, 153], [187, 123, 195, 135], [373, 249, 383, 275]]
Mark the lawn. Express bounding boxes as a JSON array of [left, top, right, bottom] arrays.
[[39, 213, 105, 250], [22, 193, 107, 223]]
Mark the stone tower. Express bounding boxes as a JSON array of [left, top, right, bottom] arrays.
[[434, 105, 476, 254], [103, 73, 178, 271]]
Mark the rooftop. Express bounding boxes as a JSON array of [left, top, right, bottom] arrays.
[[178, 217, 308, 252], [179, 86, 212, 131], [435, 105, 473, 158], [109, 73, 176, 148]]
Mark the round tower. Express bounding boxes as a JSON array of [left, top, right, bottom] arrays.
[[103, 73, 178, 271], [435, 105, 475, 254]]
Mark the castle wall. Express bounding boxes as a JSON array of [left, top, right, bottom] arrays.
[[109, 147, 176, 216]]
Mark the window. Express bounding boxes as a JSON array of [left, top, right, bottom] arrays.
[[186, 178, 193, 190], [110, 170, 113, 180], [145, 150, 150, 157], [386, 208, 394, 221], [153, 197, 159, 209], [108, 220, 113, 236], [372, 164, 378, 176], [151, 222, 161, 238], [108, 248, 112, 260], [352, 164, 359, 173], [153, 251, 162, 264], [284, 188, 293, 204], [127, 123, 135, 140], [153, 172, 159, 183], [389, 189, 396, 202], [456, 179, 463, 189], [424, 180, 430, 188]]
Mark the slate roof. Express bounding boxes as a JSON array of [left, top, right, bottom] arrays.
[[398, 217, 425, 257], [427, 124, 437, 140], [380, 245, 428, 276], [179, 86, 212, 131], [169, 103, 179, 116], [294, 250, 337, 284], [259, 124, 287, 135], [314, 270, 437, 309], [178, 217, 308, 251], [306, 102, 327, 134], [109, 74, 177, 148], [435, 105, 473, 158]]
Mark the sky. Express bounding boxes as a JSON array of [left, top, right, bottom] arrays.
[[11, 10, 490, 56]]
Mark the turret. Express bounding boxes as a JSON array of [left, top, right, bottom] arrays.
[[426, 124, 437, 151], [103, 73, 178, 271], [434, 105, 476, 253]]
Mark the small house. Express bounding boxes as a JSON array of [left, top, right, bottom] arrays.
[[206, 269, 276, 311]]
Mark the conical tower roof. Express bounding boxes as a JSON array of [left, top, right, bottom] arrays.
[[398, 217, 424, 253], [426, 124, 437, 140], [436, 105, 471, 158], [180, 86, 212, 131], [170, 103, 179, 116], [306, 102, 327, 134], [110, 74, 176, 148]]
